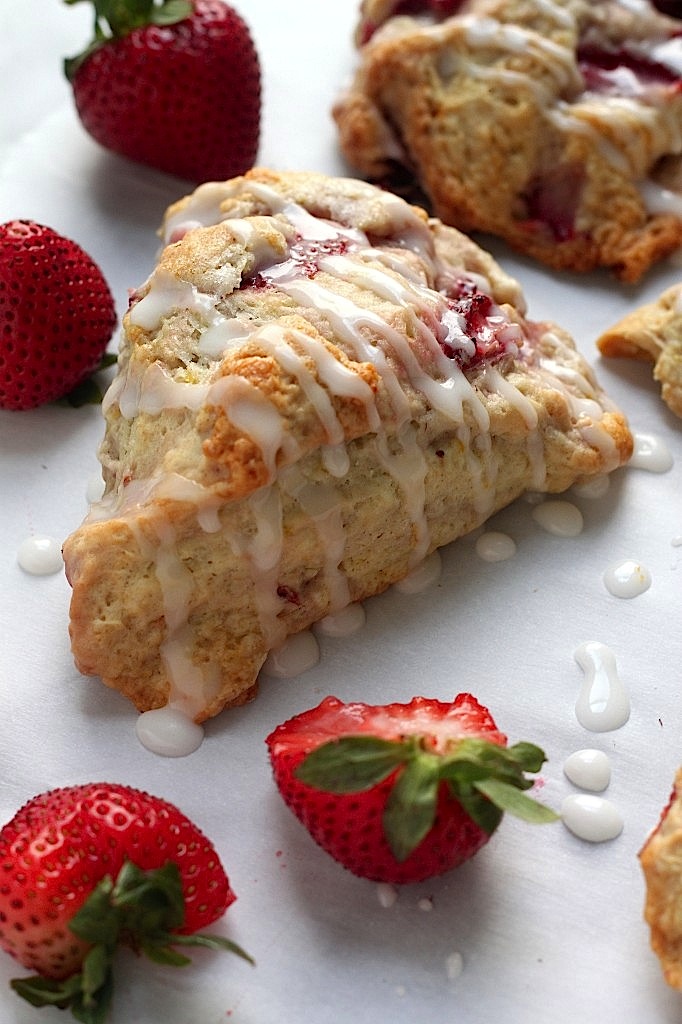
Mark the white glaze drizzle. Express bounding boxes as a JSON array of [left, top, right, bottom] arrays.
[[561, 794, 624, 843], [17, 535, 64, 576], [260, 630, 320, 678], [629, 431, 674, 472], [532, 499, 584, 537], [394, 550, 442, 593], [603, 558, 652, 598], [563, 748, 611, 792], [574, 641, 631, 732], [475, 530, 516, 562], [104, 176, 627, 728]]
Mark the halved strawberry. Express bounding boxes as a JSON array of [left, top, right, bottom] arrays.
[[0, 783, 251, 1022], [267, 693, 557, 885]]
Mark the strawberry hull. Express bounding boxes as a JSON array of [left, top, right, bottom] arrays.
[[0, 784, 234, 979], [272, 755, 493, 884], [266, 694, 551, 886]]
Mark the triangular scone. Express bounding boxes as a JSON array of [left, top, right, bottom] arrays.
[[597, 283, 682, 418], [334, 0, 682, 282], [62, 169, 632, 723], [640, 767, 682, 991]]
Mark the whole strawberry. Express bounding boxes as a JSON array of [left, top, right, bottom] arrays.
[[0, 220, 116, 410], [64, 0, 261, 182], [0, 783, 250, 1022], [267, 693, 557, 884]]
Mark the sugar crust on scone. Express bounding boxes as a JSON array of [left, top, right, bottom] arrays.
[[597, 282, 682, 417], [62, 168, 632, 723], [640, 767, 682, 990], [334, 0, 682, 282]]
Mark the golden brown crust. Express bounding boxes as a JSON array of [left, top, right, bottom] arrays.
[[334, 0, 682, 281], [640, 768, 682, 990], [62, 169, 632, 723], [597, 283, 682, 417]]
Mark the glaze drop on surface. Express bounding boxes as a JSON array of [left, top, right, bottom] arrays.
[[475, 530, 517, 562], [561, 794, 624, 843], [445, 951, 465, 980], [603, 559, 652, 598], [17, 535, 64, 575], [261, 630, 321, 678], [574, 641, 630, 732], [531, 499, 584, 537], [563, 748, 611, 792], [629, 431, 674, 472], [571, 474, 610, 499], [393, 551, 443, 593], [135, 706, 205, 757], [314, 602, 367, 637], [377, 883, 398, 908]]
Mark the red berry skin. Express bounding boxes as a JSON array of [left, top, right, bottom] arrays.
[[0, 784, 235, 979], [267, 693, 508, 885], [70, 1, 261, 183], [0, 220, 116, 411]]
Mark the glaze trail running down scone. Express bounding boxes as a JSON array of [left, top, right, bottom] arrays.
[[334, 0, 682, 282], [62, 169, 632, 724]]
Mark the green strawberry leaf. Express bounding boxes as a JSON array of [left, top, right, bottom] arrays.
[[142, 943, 192, 968], [454, 788, 504, 836], [150, 0, 192, 26], [383, 754, 441, 862], [295, 736, 412, 793], [11, 973, 84, 1009], [504, 741, 549, 774], [11, 859, 252, 1023], [63, 0, 192, 77], [474, 779, 560, 824]]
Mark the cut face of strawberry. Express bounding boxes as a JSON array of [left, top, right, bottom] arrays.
[[267, 694, 557, 884]]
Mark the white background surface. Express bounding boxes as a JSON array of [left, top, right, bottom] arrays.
[[2, 3, 682, 1022]]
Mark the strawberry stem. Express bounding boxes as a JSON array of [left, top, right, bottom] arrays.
[[63, 0, 193, 79], [9, 860, 252, 1022], [295, 734, 558, 862]]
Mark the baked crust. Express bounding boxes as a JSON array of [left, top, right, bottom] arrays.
[[597, 282, 682, 417], [334, 0, 682, 282], [62, 168, 632, 723], [640, 767, 682, 990]]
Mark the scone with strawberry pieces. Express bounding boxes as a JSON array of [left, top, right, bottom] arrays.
[[63, 168, 632, 725], [640, 767, 682, 990], [335, 0, 682, 281]]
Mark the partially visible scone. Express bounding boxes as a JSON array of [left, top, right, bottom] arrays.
[[597, 282, 682, 417], [62, 168, 632, 724], [640, 767, 682, 990], [334, 0, 682, 281]]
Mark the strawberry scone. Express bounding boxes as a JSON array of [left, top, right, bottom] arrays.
[[640, 767, 682, 990], [334, 0, 682, 281], [597, 282, 682, 417], [62, 168, 632, 724]]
